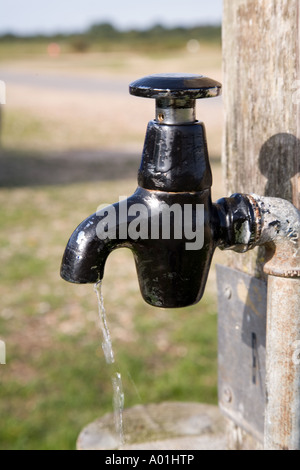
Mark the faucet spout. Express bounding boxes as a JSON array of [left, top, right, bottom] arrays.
[[61, 207, 119, 285], [61, 193, 143, 284]]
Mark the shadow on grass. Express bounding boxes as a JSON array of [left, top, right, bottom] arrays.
[[0, 148, 140, 187]]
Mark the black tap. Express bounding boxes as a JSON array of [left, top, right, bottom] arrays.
[[61, 74, 259, 308]]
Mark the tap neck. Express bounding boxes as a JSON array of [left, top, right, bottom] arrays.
[[155, 98, 196, 125], [138, 120, 213, 193]]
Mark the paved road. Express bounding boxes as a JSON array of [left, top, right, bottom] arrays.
[[0, 69, 224, 110], [0, 69, 129, 94]]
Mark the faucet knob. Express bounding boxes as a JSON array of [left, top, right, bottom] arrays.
[[129, 73, 222, 99], [129, 73, 221, 124]]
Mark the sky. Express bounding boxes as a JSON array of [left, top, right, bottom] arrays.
[[0, 0, 223, 36]]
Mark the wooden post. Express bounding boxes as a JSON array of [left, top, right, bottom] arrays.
[[222, 0, 300, 449]]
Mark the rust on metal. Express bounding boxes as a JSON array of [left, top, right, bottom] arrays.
[[249, 195, 300, 279], [245, 194, 263, 245]]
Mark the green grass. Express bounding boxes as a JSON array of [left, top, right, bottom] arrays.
[[0, 180, 218, 450], [2, 110, 53, 150]]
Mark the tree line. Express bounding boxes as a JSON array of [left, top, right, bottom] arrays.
[[0, 22, 221, 52]]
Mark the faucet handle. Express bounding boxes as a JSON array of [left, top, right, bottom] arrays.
[[129, 73, 221, 100], [129, 73, 221, 125]]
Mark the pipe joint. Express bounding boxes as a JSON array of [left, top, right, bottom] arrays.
[[246, 195, 300, 278]]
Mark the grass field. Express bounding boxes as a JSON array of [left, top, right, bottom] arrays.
[[0, 42, 226, 449]]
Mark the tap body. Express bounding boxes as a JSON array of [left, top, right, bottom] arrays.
[[61, 115, 218, 308], [61, 74, 264, 308]]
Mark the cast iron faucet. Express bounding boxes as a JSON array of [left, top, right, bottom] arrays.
[[61, 73, 262, 308]]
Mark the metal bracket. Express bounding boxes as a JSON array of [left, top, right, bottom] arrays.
[[216, 264, 267, 443]]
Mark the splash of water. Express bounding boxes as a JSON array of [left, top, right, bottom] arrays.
[[94, 281, 125, 446]]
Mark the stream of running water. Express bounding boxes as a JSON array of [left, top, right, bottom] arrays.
[[94, 281, 125, 446]]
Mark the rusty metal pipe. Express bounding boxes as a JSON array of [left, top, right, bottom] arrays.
[[247, 195, 300, 450]]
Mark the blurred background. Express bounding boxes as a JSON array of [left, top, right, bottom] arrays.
[[0, 0, 225, 449]]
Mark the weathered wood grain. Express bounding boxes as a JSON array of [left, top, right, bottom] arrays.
[[223, 0, 299, 205]]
